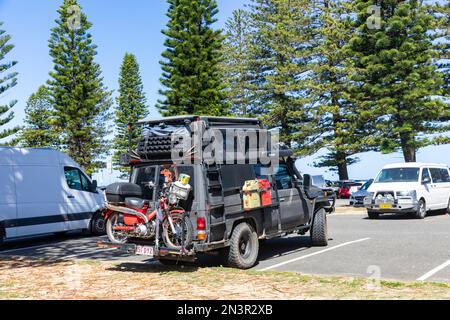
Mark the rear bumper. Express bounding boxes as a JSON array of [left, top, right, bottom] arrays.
[[98, 241, 196, 262]]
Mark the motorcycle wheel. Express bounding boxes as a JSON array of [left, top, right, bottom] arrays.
[[106, 213, 129, 244], [162, 213, 193, 250]]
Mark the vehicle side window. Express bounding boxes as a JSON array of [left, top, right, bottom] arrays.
[[64, 167, 83, 191], [274, 164, 293, 190], [221, 164, 256, 190], [421, 168, 431, 183], [440, 169, 450, 183], [430, 168, 444, 183], [65, 167, 93, 192]]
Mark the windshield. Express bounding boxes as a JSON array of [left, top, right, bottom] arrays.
[[375, 168, 420, 183], [360, 180, 372, 190]]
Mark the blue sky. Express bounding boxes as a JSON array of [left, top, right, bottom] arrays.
[[0, 0, 449, 181]]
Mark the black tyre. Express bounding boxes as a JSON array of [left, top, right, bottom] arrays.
[[446, 198, 450, 215], [367, 210, 379, 219], [227, 222, 259, 269], [106, 213, 128, 244], [91, 212, 106, 236], [162, 214, 194, 250], [414, 199, 427, 219], [311, 208, 328, 246]]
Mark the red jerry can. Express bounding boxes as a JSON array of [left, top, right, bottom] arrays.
[[258, 179, 272, 206]]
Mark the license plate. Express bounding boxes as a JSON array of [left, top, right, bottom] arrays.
[[379, 203, 393, 209], [135, 245, 154, 257]]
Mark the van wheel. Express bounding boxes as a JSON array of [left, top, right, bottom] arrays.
[[367, 210, 379, 219], [91, 212, 106, 236], [414, 199, 427, 219], [311, 208, 328, 246], [446, 198, 450, 215], [227, 223, 259, 269]]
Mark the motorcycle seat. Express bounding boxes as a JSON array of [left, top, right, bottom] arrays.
[[125, 198, 146, 210]]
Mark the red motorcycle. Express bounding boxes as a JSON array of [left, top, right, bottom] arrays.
[[104, 170, 193, 250]]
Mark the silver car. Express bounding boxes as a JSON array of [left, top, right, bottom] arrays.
[[350, 179, 374, 207]]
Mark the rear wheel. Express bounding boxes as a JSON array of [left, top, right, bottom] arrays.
[[367, 210, 379, 219], [227, 222, 259, 269], [446, 198, 450, 215], [414, 199, 427, 219], [311, 208, 328, 246]]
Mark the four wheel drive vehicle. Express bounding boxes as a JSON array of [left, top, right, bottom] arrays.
[[364, 163, 450, 219], [350, 179, 374, 207], [338, 182, 362, 199], [0, 147, 106, 246], [99, 116, 334, 269]]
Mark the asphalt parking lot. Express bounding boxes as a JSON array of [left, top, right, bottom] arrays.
[[1, 208, 449, 283]]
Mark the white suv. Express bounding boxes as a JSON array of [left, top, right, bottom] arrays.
[[364, 163, 450, 219]]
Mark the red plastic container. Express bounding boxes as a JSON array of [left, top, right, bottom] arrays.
[[258, 179, 272, 206]]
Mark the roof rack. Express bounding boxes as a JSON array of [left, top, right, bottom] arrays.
[[137, 115, 262, 128]]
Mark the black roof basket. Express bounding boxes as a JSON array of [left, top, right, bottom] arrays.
[[138, 115, 262, 129]]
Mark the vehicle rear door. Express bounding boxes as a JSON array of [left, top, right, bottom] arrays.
[[0, 164, 17, 238]]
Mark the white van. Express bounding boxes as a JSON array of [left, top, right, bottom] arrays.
[[0, 147, 106, 245], [364, 163, 450, 219]]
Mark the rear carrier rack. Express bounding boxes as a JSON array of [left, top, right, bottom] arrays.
[[98, 241, 196, 262]]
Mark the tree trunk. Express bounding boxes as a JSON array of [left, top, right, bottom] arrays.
[[337, 152, 349, 180], [400, 133, 417, 162]]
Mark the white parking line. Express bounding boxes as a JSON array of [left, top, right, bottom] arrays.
[[417, 260, 450, 281], [260, 238, 371, 271]]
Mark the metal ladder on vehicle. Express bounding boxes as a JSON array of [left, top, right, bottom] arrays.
[[205, 164, 226, 240]]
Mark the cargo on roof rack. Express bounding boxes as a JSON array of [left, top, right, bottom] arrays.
[[138, 115, 262, 129]]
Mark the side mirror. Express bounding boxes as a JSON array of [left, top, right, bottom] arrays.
[[90, 180, 98, 192], [422, 177, 431, 185], [303, 174, 313, 189]]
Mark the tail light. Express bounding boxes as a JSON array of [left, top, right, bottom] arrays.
[[197, 217, 206, 241]]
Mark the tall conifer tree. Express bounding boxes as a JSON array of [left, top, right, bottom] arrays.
[[113, 53, 148, 177], [158, 0, 227, 116], [0, 22, 20, 145], [348, 0, 449, 162], [48, 0, 112, 174]]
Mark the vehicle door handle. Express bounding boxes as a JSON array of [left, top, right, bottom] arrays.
[[67, 195, 75, 199]]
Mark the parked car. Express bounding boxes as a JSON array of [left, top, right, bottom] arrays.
[[364, 163, 450, 219], [99, 116, 334, 269], [0, 147, 106, 246], [338, 182, 363, 199], [350, 179, 374, 207]]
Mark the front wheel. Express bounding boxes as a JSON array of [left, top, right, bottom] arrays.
[[367, 210, 379, 219], [311, 208, 328, 246], [414, 199, 426, 219], [106, 213, 129, 244], [446, 198, 450, 215], [162, 213, 193, 250], [227, 222, 259, 269]]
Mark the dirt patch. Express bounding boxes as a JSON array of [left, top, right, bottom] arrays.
[[0, 258, 449, 300]]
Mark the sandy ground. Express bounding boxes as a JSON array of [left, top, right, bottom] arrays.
[[1, 258, 449, 300]]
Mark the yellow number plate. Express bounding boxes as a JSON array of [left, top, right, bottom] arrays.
[[379, 203, 393, 209]]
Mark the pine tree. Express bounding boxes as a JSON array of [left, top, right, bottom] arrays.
[[113, 53, 148, 177], [48, 0, 112, 175], [221, 9, 255, 116], [248, 0, 319, 150], [18, 85, 59, 148], [348, 0, 449, 162], [309, 0, 374, 180], [0, 22, 20, 145], [158, 0, 227, 116]]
